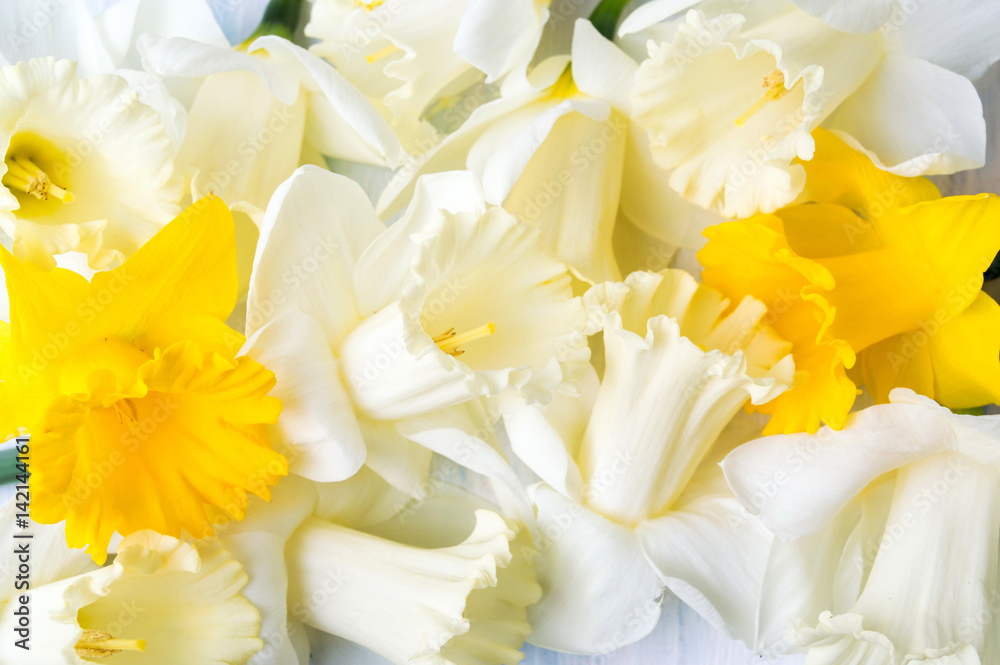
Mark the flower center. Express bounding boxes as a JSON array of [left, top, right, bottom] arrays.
[[75, 629, 147, 659], [2, 133, 75, 209], [112, 398, 140, 429], [353, 0, 384, 10], [432, 322, 497, 357], [734, 69, 792, 128]]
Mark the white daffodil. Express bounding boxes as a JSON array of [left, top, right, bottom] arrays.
[[135, 24, 401, 224], [625, 0, 999, 219], [378, 19, 721, 285], [0, 57, 182, 269], [223, 473, 541, 665], [0, 500, 264, 664], [722, 389, 1000, 663], [501, 268, 793, 653], [243, 165, 587, 493], [305, 0, 592, 155]]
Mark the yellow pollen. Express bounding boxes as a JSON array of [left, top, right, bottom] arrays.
[[353, 0, 385, 10], [3, 154, 75, 203], [366, 43, 401, 64], [734, 69, 790, 128], [75, 630, 147, 658], [433, 322, 497, 357]]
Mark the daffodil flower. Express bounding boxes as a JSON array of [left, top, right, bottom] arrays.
[[243, 166, 588, 493], [501, 268, 793, 652], [0, 57, 183, 269], [305, 0, 568, 155], [0, 500, 264, 665], [378, 19, 720, 285], [223, 474, 541, 665], [136, 23, 401, 224], [698, 129, 1000, 434], [722, 390, 1000, 663], [1, 195, 286, 563], [625, 0, 999, 218]]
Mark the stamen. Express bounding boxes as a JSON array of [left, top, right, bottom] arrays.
[[113, 399, 138, 427], [353, 0, 384, 10], [75, 629, 147, 658], [2, 154, 74, 203], [734, 69, 789, 128], [366, 43, 401, 64], [433, 322, 497, 357]]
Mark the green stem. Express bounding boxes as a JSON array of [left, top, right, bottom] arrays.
[[249, 0, 306, 42], [0, 448, 19, 485], [589, 0, 632, 41]]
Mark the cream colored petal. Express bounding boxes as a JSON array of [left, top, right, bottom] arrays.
[[632, 8, 882, 217], [0, 57, 181, 268], [721, 398, 959, 540], [824, 55, 986, 177], [80, 532, 264, 665], [242, 310, 367, 482], [286, 510, 537, 665], [525, 485, 663, 654], [455, 0, 548, 82], [248, 166, 385, 346], [577, 311, 789, 525]]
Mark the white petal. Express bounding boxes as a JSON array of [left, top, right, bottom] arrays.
[[242, 310, 367, 482], [354, 170, 487, 315], [397, 401, 536, 528], [825, 55, 986, 177], [249, 36, 402, 167], [570, 19, 638, 113], [0, 498, 95, 596], [576, 289, 790, 523], [787, 0, 893, 34], [525, 485, 663, 654], [793, 453, 1000, 663], [83, 532, 263, 665], [618, 0, 702, 36], [179, 68, 307, 220], [247, 166, 384, 345], [338, 302, 483, 420], [358, 415, 435, 497], [883, 0, 1000, 81], [0, 0, 115, 76], [502, 367, 599, 502], [721, 401, 959, 540], [105, 0, 229, 71], [498, 105, 626, 284], [632, 8, 882, 218], [286, 509, 536, 665], [346, 206, 590, 417], [455, 0, 547, 81], [637, 492, 772, 644], [0, 564, 119, 664], [619, 123, 724, 250], [0, 58, 181, 268]]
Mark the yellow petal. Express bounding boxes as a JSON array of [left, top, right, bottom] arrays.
[[926, 292, 1000, 408], [89, 194, 242, 355], [801, 128, 940, 212], [700, 216, 857, 434], [30, 339, 286, 564], [814, 194, 1000, 351], [857, 333, 935, 405]]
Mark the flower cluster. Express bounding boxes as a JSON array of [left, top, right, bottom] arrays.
[[0, 0, 999, 664]]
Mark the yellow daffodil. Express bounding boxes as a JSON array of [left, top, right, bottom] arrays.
[[699, 129, 1000, 434], [0, 196, 286, 563]]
